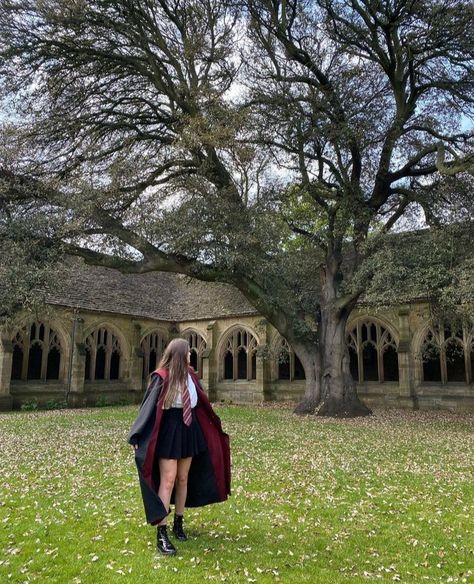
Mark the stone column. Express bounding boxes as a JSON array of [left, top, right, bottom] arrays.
[[397, 307, 416, 409], [129, 322, 144, 400], [264, 356, 275, 400], [202, 321, 218, 401], [67, 314, 86, 407], [0, 336, 13, 410], [258, 320, 273, 401]]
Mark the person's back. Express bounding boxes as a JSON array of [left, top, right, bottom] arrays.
[[128, 338, 230, 555]]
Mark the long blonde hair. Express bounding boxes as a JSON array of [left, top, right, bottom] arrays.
[[156, 338, 190, 408]]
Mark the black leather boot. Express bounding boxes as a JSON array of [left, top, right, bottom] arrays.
[[172, 514, 188, 541], [157, 525, 177, 555]]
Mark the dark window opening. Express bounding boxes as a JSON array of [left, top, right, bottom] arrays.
[[95, 346, 106, 380], [184, 331, 207, 378], [349, 346, 358, 382], [237, 348, 247, 379], [46, 347, 61, 380], [11, 346, 23, 380], [110, 351, 120, 380], [190, 349, 198, 371], [446, 341, 465, 382], [294, 355, 306, 380], [84, 350, 91, 380], [149, 350, 157, 375], [251, 352, 257, 380], [27, 343, 43, 380], [370, 323, 377, 341], [278, 354, 290, 380], [422, 344, 441, 382], [362, 343, 378, 382], [224, 352, 233, 380], [383, 346, 399, 382]]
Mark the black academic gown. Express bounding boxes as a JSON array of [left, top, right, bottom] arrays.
[[127, 367, 231, 525]]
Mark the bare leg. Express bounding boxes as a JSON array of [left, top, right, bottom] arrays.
[[174, 457, 192, 515], [157, 458, 177, 526]]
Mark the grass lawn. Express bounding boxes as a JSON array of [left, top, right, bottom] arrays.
[[0, 403, 473, 583]]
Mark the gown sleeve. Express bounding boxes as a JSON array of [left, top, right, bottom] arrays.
[[127, 373, 162, 446]]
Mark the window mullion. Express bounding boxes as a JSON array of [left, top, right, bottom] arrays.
[[233, 334, 237, 381], [90, 342, 97, 381], [41, 327, 50, 381]]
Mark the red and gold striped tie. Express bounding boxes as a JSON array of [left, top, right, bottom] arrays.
[[182, 381, 192, 426]]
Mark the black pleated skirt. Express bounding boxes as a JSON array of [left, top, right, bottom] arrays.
[[156, 407, 207, 460]]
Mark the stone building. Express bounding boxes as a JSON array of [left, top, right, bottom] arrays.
[[0, 257, 473, 412]]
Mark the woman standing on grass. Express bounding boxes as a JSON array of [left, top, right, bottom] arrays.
[[128, 338, 231, 555]]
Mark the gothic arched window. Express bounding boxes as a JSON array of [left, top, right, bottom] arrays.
[[84, 327, 122, 381], [141, 330, 167, 379], [346, 321, 399, 383], [10, 323, 63, 382], [11, 332, 24, 381], [420, 324, 471, 384], [276, 338, 306, 381], [221, 328, 258, 381], [183, 331, 207, 378]]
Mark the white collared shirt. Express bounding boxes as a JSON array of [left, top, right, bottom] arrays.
[[171, 373, 198, 408]]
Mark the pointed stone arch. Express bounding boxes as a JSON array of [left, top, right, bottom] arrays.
[[271, 334, 306, 381], [140, 328, 169, 379], [414, 322, 472, 385], [218, 325, 259, 381], [83, 322, 129, 382], [10, 320, 68, 382], [346, 316, 399, 383], [180, 328, 208, 377]]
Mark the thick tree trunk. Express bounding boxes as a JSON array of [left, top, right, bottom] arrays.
[[316, 308, 371, 417], [292, 344, 321, 415], [293, 254, 372, 418]]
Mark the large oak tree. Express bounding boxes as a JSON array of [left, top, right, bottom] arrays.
[[0, 0, 473, 415]]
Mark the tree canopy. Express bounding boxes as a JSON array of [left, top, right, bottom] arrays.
[[0, 0, 473, 415]]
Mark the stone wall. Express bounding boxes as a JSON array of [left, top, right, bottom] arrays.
[[0, 303, 473, 412]]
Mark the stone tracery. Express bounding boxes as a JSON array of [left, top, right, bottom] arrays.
[[10, 322, 63, 382], [419, 324, 472, 384], [141, 330, 167, 379], [182, 330, 207, 377], [221, 327, 258, 381], [346, 320, 399, 383], [84, 327, 122, 381], [275, 337, 305, 381]]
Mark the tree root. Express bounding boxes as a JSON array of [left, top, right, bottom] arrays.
[[293, 396, 319, 415], [317, 396, 372, 418]]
